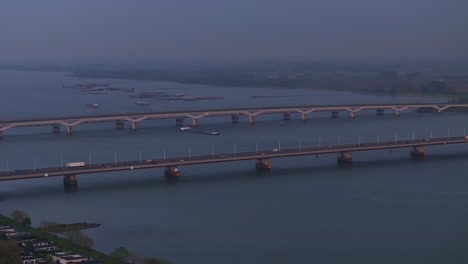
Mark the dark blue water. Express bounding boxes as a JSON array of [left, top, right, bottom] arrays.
[[1, 70, 468, 264]]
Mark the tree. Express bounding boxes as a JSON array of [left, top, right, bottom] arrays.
[[143, 258, 172, 264], [110, 246, 140, 264], [23, 241, 35, 254], [22, 217, 32, 226], [10, 210, 30, 223], [0, 241, 21, 264], [0, 233, 7, 241]]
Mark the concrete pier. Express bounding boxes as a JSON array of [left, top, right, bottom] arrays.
[[132, 122, 138, 131], [377, 109, 385, 116], [255, 158, 271, 170], [192, 119, 199, 127], [283, 112, 291, 121], [301, 113, 307, 121], [231, 115, 239, 124], [395, 110, 401, 116], [410, 146, 427, 157], [52, 125, 60, 134], [350, 112, 356, 118], [249, 116, 255, 124], [176, 117, 184, 126], [67, 126, 73, 135], [164, 166, 180, 177], [337, 151, 353, 163], [331, 111, 339, 118], [115, 120, 124, 130]]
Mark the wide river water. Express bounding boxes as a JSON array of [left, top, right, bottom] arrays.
[[1, 70, 468, 264]]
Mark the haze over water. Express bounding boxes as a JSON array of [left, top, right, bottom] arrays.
[[1, 70, 468, 263]]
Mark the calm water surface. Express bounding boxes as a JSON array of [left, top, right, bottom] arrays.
[[1, 70, 467, 264]]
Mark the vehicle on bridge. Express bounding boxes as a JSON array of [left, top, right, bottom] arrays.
[[66, 162, 85, 168]]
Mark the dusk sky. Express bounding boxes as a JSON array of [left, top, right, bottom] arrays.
[[1, 0, 467, 63]]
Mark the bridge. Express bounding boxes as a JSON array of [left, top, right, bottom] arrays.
[[1, 136, 466, 188], [0, 103, 466, 137]]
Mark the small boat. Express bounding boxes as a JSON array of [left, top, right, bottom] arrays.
[[164, 166, 180, 177], [180, 126, 191, 131], [86, 103, 99, 108], [135, 101, 151, 106], [210, 131, 220, 135]]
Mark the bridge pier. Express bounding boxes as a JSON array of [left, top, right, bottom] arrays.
[[0, 131, 3, 138], [256, 158, 271, 170], [164, 166, 180, 177], [350, 112, 356, 118], [231, 115, 239, 124], [331, 111, 339, 118], [395, 110, 401, 116], [249, 116, 255, 124], [192, 119, 199, 127], [301, 113, 307, 121], [410, 146, 427, 157], [337, 151, 353, 163], [283, 112, 291, 121], [67, 126, 73, 135], [116, 120, 124, 130], [377, 109, 385, 116], [52, 125, 61, 134], [132, 122, 138, 131], [63, 174, 78, 186], [176, 117, 184, 126]]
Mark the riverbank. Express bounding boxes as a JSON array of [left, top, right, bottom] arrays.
[[42, 222, 101, 233], [0, 214, 121, 264], [69, 70, 458, 101]]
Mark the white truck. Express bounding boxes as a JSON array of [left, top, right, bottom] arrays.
[[66, 162, 85, 168]]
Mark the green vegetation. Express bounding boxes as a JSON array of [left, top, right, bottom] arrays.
[[1, 211, 172, 264], [0, 213, 122, 264], [10, 209, 30, 222], [0, 240, 21, 264]]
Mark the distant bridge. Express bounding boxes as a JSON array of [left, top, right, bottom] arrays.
[[0, 103, 466, 137], [1, 136, 466, 188]]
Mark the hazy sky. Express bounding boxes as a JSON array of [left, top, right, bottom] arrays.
[[1, 0, 467, 63]]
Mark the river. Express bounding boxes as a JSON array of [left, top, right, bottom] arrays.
[[1, 70, 468, 264]]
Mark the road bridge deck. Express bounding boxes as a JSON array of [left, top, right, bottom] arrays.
[[1, 102, 467, 137], [1, 136, 466, 182]]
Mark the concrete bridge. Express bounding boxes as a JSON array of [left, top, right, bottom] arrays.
[[1, 136, 466, 189], [0, 103, 466, 137]]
